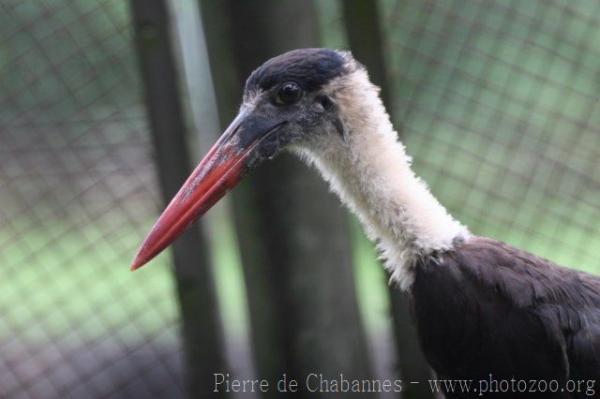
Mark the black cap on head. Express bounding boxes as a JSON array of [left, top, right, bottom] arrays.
[[245, 48, 350, 93]]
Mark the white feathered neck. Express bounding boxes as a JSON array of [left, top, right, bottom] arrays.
[[292, 68, 470, 290]]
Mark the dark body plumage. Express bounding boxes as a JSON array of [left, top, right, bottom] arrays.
[[411, 237, 600, 398]]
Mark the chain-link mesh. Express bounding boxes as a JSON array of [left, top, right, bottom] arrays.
[[2, 0, 600, 398], [381, 0, 600, 272], [0, 1, 184, 398]]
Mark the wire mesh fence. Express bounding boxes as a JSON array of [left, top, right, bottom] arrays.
[[0, 1, 184, 398], [381, 0, 600, 272], [1, 0, 599, 398]]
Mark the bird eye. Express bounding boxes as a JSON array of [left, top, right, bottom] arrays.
[[275, 82, 302, 105]]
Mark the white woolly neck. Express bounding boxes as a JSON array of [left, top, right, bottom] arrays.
[[292, 68, 470, 290]]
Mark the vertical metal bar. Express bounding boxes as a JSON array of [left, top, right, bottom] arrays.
[[129, 1, 227, 397]]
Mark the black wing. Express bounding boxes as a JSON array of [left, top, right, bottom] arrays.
[[411, 236, 600, 396]]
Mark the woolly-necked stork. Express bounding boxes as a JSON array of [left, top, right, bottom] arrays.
[[132, 49, 600, 397]]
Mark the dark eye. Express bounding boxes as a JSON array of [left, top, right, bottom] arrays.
[[275, 82, 302, 105]]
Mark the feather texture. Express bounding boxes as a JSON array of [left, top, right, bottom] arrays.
[[292, 65, 469, 289], [413, 237, 600, 397]]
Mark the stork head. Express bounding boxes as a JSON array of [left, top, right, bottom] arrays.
[[132, 48, 364, 269]]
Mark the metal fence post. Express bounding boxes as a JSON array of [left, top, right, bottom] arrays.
[[129, 1, 227, 397]]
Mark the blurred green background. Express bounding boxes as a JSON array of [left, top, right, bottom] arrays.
[[1, 0, 599, 398]]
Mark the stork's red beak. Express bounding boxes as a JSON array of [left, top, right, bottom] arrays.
[[131, 112, 287, 270]]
